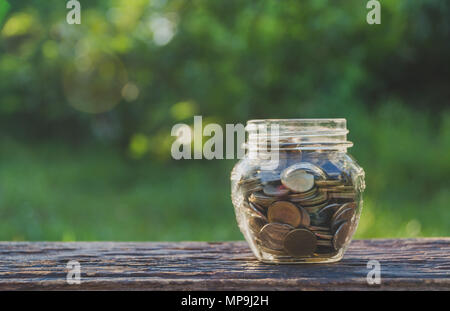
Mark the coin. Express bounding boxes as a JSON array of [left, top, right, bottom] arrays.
[[259, 223, 293, 251], [297, 205, 311, 227], [287, 186, 318, 201], [330, 219, 345, 234], [267, 201, 302, 227], [330, 202, 356, 226], [248, 216, 267, 235], [240, 185, 263, 195], [249, 192, 277, 207], [263, 183, 290, 197], [323, 186, 355, 193], [315, 180, 344, 187], [316, 203, 341, 219], [238, 178, 263, 194], [332, 221, 351, 250], [328, 192, 356, 199], [313, 230, 332, 235], [258, 244, 287, 256], [308, 212, 331, 227], [314, 232, 333, 240], [238, 177, 259, 185], [283, 228, 317, 257], [316, 239, 333, 247], [332, 206, 355, 227], [248, 202, 266, 217], [248, 215, 268, 234], [282, 162, 328, 180], [314, 246, 338, 256], [308, 225, 330, 232], [303, 201, 330, 214], [248, 202, 266, 215], [297, 191, 328, 207], [281, 169, 315, 193], [339, 172, 352, 185]]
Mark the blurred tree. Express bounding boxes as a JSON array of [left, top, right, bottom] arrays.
[[0, 0, 448, 151]]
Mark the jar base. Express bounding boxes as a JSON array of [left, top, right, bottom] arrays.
[[255, 248, 345, 264], [258, 256, 343, 264]]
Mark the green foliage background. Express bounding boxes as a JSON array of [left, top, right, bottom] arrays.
[[0, 0, 449, 241]]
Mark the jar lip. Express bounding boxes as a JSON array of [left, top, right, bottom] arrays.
[[245, 118, 352, 151], [246, 118, 347, 131], [247, 118, 347, 123]]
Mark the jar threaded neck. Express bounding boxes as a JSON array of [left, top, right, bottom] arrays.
[[245, 119, 353, 151]]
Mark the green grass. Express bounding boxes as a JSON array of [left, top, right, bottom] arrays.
[[0, 139, 240, 241], [0, 105, 449, 241]]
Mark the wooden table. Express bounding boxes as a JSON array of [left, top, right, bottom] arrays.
[[0, 238, 449, 290]]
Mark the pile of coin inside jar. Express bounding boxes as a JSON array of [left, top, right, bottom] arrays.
[[237, 159, 358, 259]]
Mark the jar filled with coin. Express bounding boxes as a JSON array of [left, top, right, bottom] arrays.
[[231, 119, 365, 263]]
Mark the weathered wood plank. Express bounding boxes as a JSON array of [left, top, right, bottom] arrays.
[[0, 239, 449, 290]]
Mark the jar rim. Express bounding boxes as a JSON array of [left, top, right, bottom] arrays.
[[247, 118, 347, 122], [245, 118, 352, 151], [247, 118, 347, 128]]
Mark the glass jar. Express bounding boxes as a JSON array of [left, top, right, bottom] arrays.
[[231, 119, 365, 263]]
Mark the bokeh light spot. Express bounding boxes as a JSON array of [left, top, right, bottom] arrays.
[[42, 40, 59, 59], [2, 12, 33, 37], [121, 82, 139, 102], [63, 51, 128, 114], [129, 133, 149, 158], [170, 101, 196, 120], [149, 16, 175, 46]]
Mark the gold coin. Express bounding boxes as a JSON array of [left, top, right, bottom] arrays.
[[283, 228, 317, 257], [323, 185, 355, 193], [263, 183, 290, 197], [328, 192, 356, 199], [238, 177, 259, 186], [238, 177, 262, 190], [315, 180, 344, 187], [259, 223, 293, 251], [268, 201, 302, 227], [248, 215, 268, 234], [249, 192, 277, 208], [332, 221, 351, 250]]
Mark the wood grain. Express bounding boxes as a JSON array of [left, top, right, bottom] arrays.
[[0, 239, 449, 290]]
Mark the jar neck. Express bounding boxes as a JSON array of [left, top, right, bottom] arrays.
[[245, 119, 353, 152]]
